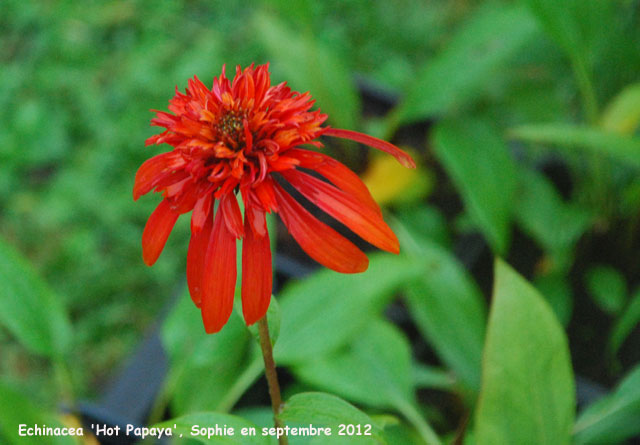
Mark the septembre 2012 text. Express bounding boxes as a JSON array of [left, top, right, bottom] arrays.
[[18, 422, 374, 440]]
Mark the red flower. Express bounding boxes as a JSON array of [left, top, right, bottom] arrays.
[[134, 64, 415, 333]]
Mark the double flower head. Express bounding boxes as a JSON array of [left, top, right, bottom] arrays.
[[134, 63, 415, 333]]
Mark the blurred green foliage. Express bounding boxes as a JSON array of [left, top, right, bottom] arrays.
[[2, 0, 640, 444]]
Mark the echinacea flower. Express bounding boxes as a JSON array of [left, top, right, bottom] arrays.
[[134, 63, 415, 333]]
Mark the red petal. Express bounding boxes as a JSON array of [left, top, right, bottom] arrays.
[[221, 193, 244, 239], [142, 199, 179, 266], [241, 209, 272, 325], [273, 183, 369, 273], [201, 208, 238, 333], [286, 148, 381, 215], [245, 203, 268, 238], [187, 210, 213, 307], [133, 151, 183, 200], [254, 177, 278, 212], [324, 128, 416, 169], [281, 169, 399, 254], [191, 192, 213, 234]]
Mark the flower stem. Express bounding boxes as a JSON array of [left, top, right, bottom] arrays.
[[257, 316, 288, 445]]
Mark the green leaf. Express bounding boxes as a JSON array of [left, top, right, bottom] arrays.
[[585, 265, 627, 315], [0, 237, 72, 358], [0, 381, 78, 445], [521, 0, 609, 122], [157, 412, 267, 444], [161, 293, 254, 414], [433, 118, 518, 253], [609, 289, 640, 356], [574, 364, 640, 444], [403, 240, 486, 394], [279, 392, 385, 443], [534, 273, 573, 327], [292, 320, 440, 445], [601, 83, 640, 135], [413, 365, 456, 391], [390, 5, 537, 127], [510, 124, 640, 169], [254, 12, 359, 130], [475, 259, 575, 445], [274, 254, 423, 365], [521, 0, 584, 58], [515, 168, 592, 253], [292, 320, 413, 409]]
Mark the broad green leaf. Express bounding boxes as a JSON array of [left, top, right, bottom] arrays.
[[389, 5, 537, 127], [254, 12, 359, 130], [475, 260, 575, 445], [279, 392, 385, 444], [403, 239, 486, 393], [162, 293, 253, 414], [609, 289, 640, 356], [157, 412, 267, 444], [601, 83, 640, 135], [574, 365, 640, 444], [0, 237, 72, 358], [0, 381, 78, 445], [510, 124, 640, 169], [433, 119, 518, 253], [292, 320, 441, 445], [585, 265, 627, 315], [292, 320, 413, 409], [515, 168, 592, 253], [274, 254, 423, 365]]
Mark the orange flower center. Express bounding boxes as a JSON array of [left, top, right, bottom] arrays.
[[215, 109, 248, 150]]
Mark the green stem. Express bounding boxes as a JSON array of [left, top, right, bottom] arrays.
[[257, 316, 288, 445], [395, 398, 442, 445], [53, 358, 74, 404], [570, 54, 598, 125], [216, 357, 263, 412], [570, 53, 608, 210]]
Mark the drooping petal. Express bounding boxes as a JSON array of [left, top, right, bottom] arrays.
[[142, 199, 180, 266], [221, 192, 244, 239], [245, 201, 268, 238], [201, 206, 238, 333], [286, 148, 381, 215], [190, 192, 213, 234], [281, 169, 399, 254], [186, 209, 213, 307], [241, 208, 272, 325], [254, 177, 278, 212], [324, 128, 416, 169], [133, 151, 184, 200], [273, 183, 369, 273]]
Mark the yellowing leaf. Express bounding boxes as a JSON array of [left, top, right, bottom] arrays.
[[362, 150, 431, 205], [601, 83, 640, 135]]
